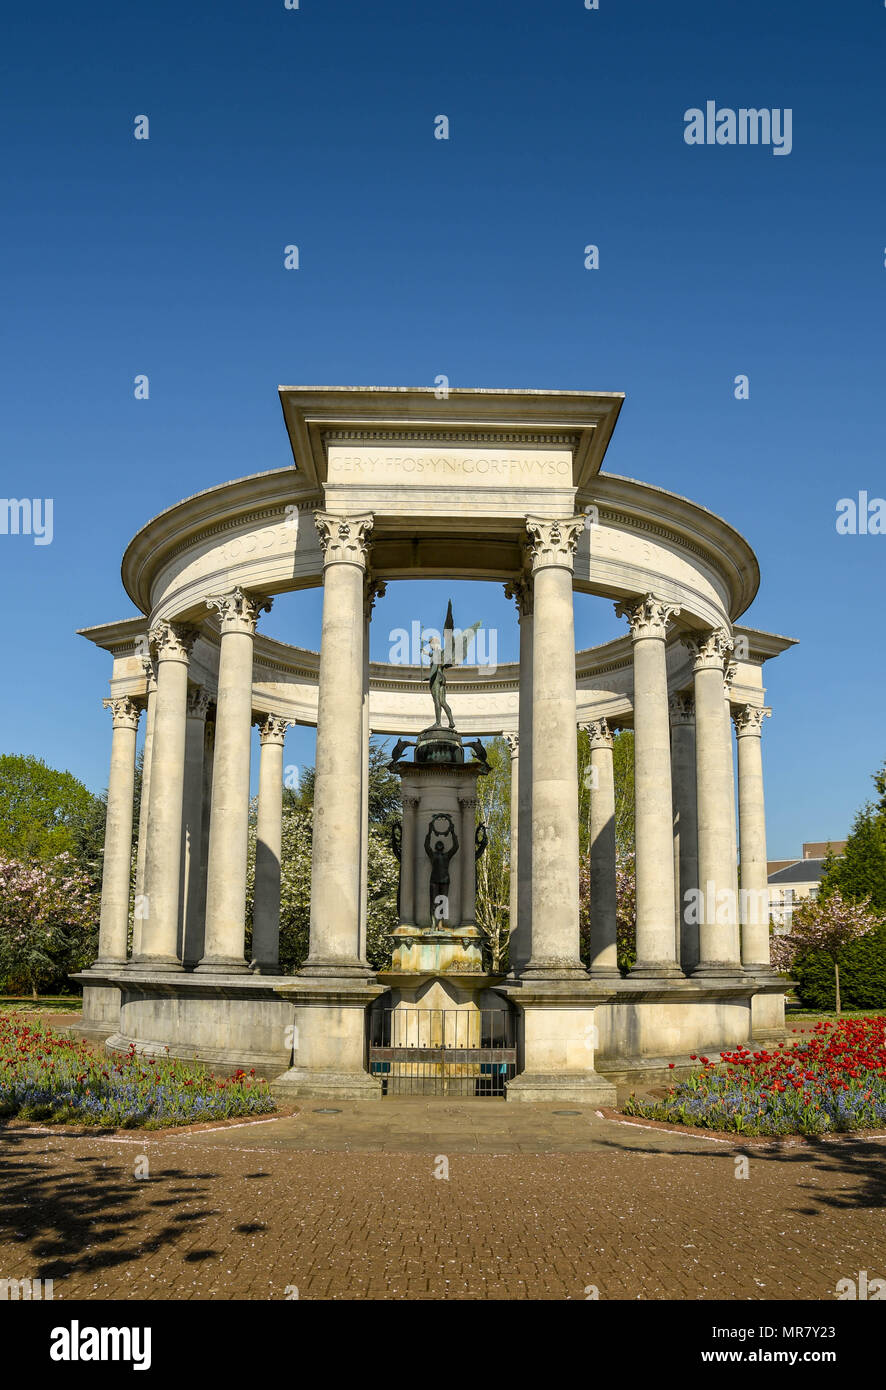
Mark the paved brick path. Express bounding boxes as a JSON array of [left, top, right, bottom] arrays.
[[2, 1103, 884, 1300]]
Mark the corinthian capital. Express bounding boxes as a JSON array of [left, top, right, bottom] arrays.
[[504, 732, 519, 757], [254, 712, 294, 745], [732, 704, 771, 738], [504, 576, 533, 617], [582, 717, 614, 750], [186, 686, 211, 719], [103, 696, 141, 731], [615, 593, 681, 641], [364, 576, 387, 619], [668, 692, 695, 726], [206, 586, 272, 636], [141, 655, 158, 693], [149, 620, 199, 663], [314, 511, 374, 568], [524, 516, 585, 574], [684, 626, 734, 672]]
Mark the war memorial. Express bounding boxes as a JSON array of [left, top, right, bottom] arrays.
[[75, 386, 795, 1104]]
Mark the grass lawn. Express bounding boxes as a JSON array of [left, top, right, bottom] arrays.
[[0, 997, 82, 1014]]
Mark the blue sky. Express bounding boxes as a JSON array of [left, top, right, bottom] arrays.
[[1, 0, 884, 857]]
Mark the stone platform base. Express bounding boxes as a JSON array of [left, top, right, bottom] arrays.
[[68, 965, 791, 1096], [70, 967, 297, 1078], [76, 977, 124, 1043]]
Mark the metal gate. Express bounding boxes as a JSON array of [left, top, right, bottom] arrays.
[[368, 1007, 517, 1097]]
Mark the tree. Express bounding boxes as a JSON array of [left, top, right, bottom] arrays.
[[789, 756, 886, 1010], [0, 854, 98, 996], [771, 890, 881, 1013], [474, 737, 512, 972], [245, 740, 401, 974], [0, 754, 105, 863], [820, 776, 886, 913]]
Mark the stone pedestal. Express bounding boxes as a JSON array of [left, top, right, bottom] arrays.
[[499, 978, 617, 1105], [391, 732, 487, 938], [271, 977, 386, 1099]]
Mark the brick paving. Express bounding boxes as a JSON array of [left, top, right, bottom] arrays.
[[2, 1102, 884, 1300]]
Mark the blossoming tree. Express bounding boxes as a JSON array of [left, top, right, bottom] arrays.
[[0, 854, 98, 997], [770, 889, 882, 1013]]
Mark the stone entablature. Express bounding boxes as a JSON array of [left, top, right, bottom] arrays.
[[81, 622, 792, 738]]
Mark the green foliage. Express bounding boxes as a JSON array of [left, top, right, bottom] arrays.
[[820, 799, 886, 913], [0, 754, 105, 864], [0, 854, 99, 996], [791, 924, 886, 1011], [792, 758, 886, 1009], [246, 790, 399, 975]]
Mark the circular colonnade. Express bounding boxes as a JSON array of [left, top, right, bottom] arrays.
[[76, 388, 795, 1101]]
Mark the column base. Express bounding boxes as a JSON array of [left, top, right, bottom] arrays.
[[194, 957, 249, 974], [298, 959, 377, 980], [588, 965, 622, 980], [691, 963, 745, 979], [629, 962, 684, 979], [129, 957, 183, 972], [519, 959, 589, 981]]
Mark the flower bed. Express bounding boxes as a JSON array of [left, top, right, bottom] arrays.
[[623, 1016, 886, 1136], [0, 1014, 276, 1129]]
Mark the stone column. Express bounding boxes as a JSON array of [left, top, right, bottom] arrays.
[[302, 512, 374, 976], [616, 594, 682, 977], [459, 794, 478, 926], [523, 517, 586, 977], [504, 733, 519, 948], [399, 795, 419, 925], [504, 579, 534, 974], [669, 693, 699, 973], [199, 587, 271, 973], [585, 717, 620, 978], [97, 697, 141, 963], [136, 621, 198, 968], [733, 704, 772, 969], [359, 579, 385, 961], [132, 656, 156, 958], [193, 712, 215, 965], [252, 713, 292, 973], [180, 685, 210, 966], [686, 628, 742, 975]]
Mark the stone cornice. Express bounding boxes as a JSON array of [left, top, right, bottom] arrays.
[[280, 385, 625, 490], [579, 473, 760, 621], [121, 469, 324, 616], [322, 428, 582, 448]]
